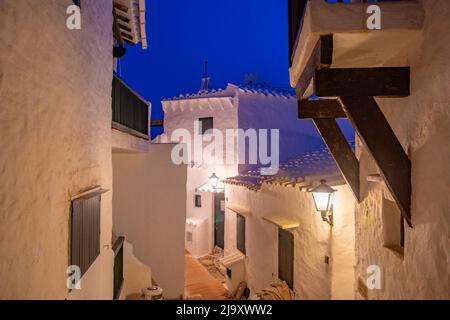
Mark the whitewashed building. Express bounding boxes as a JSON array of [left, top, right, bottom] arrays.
[[0, 0, 186, 300], [223, 145, 356, 299], [288, 0, 450, 299], [156, 81, 322, 258]]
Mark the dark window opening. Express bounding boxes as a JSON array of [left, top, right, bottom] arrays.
[[70, 192, 101, 278], [195, 194, 202, 208], [236, 214, 246, 255], [278, 228, 294, 289], [113, 236, 124, 299], [199, 117, 213, 135], [381, 197, 405, 253]]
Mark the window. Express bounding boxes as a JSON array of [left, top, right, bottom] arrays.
[[194, 194, 202, 208], [70, 191, 102, 277], [198, 117, 213, 135], [381, 197, 405, 253], [236, 214, 246, 254], [278, 228, 294, 289]]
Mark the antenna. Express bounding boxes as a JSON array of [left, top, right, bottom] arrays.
[[200, 60, 211, 92], [204, 60, 208, 89]]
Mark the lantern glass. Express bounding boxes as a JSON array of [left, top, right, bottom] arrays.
[[312, 191, 334, 212], [209, 173, 219, 189], [310, 180, 336, 212]]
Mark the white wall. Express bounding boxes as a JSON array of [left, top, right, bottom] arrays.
[[225, 183, 355, 299], [0, 0, 114, 299], [353, 0, 450, 299], [237, 92, 323, 172], [119, 241, 152, 299], [112, 144, 187, 299], [162, 96, 239, 256]]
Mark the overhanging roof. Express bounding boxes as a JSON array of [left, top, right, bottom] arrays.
[[113, 0, 147, 49], [290, 0, 424, 87]]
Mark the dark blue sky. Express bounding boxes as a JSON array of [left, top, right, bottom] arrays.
[[120, 0, 291, 123], [119, 0, 354, 140]]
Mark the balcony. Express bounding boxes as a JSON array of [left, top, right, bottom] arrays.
[[288, 0, 424, 227], [112, 74, 150, 151], [289, 0, 424, 88]]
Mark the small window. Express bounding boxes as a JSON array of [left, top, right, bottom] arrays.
[[199, 117, 213, 135], [194, 194, 202, 208], [236, 214, 246, 255], [278, 228, 294, 289], [70, 191, 102, 277]]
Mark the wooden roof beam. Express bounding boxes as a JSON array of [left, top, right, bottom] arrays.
[[298, 98, 347, 119]]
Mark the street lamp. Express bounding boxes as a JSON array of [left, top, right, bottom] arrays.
[[208, 173, 220, 190], [309, 180, 336, 225]]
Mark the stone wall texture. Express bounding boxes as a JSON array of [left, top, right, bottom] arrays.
[[354, 0, 450, 299], [0, 0, 114, 299], [225, 183, 355, 299]]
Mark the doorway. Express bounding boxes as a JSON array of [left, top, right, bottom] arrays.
[[213, 192, 225, 249]]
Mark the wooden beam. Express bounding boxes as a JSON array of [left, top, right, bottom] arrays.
[[295, 34, 333, 99], [151, 119, 164, 127], [313, 118, 360, 201], [340, 96, 411, 226], [315, 67, 410, 98], [298, 99, 347, 119], [113, 8, 125, 48]]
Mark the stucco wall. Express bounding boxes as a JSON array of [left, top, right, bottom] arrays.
[[119, 241, 152, 299], [237, 92, 323, 172], [162, 97, 240, 256], [354, 0, 450, 299], [112, 144, 187, 299], [0, 0, 114, 299], [225, 183, 355, 299]]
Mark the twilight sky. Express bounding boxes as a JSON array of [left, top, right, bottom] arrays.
[[119, 0, 353, 140], [119, 0, 291, 136]]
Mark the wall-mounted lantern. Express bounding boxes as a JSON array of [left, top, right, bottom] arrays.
[[209, 173, 220, 190], [309, 180, 336, 226]]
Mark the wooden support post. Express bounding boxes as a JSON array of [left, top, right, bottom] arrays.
[[151, 119, 164, 127], [340, 96, 412, 227], [313, 118, 360, 201], [298, 99, 347, 119]]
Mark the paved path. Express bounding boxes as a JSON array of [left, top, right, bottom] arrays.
[[184, 252, 228, 300]]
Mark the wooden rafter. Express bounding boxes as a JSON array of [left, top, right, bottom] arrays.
[[151, 119, 164, 127], [295, 34, 412, 227], [339, 96, 411, 226], [298, 99, 347, 119], [315, 67, 410, 97], [313, 118, 360, 201]]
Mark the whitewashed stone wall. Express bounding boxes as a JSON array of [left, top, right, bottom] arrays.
[[354, 0, 450, 299], [225, 183, 355, 299], [160, 88, 323, 257], [0, 0, 114, 299], [112, 144, 187, 299]]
